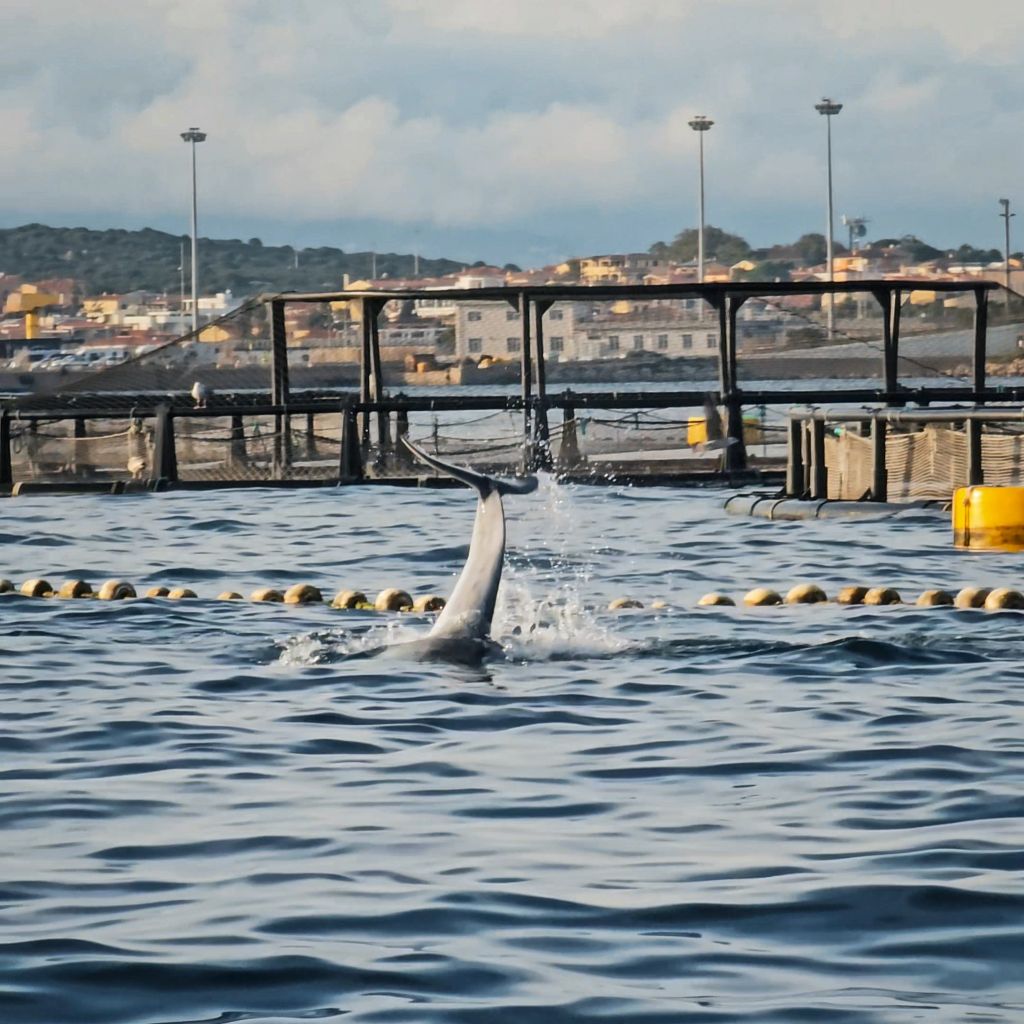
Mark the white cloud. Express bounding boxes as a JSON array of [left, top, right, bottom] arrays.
[[0, 0, 1021, 259]]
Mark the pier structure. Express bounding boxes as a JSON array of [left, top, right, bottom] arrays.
[[1, 278, 1017, 495]]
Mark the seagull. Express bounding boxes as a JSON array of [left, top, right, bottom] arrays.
[[191, 381, 212, 408]]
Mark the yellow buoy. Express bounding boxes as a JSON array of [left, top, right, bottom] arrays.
[[145, 586, 170, 598], [57, 580, 93, 599], [0, 579, 14, 594], [413, 594, 446, 613], [217, 591, 243, 601], [954, 586, 991, 609], [608, 597, 644, 610], [331, 589, 368, 609], [864, 587, 901, 606], [167, 587, 197, 600], [916, 589, 954, 607], [284, 583, 323, 605], [954, 485, 1024, 551], [375, 588, 413, 611], [98, 580, 136, 600], [697, 592, 735, 607], [650, 599, 669, 610], [984, 587, 1024, 611], [743, 588, 782, 607], [836, 585, 869, 605], [785, 583, 828, 604], [21, 578, 53, 598], [251, 588, 285, 603]]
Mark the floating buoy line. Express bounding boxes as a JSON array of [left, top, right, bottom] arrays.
[[3, 577, 1024, 613]]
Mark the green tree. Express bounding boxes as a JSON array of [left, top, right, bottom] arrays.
[[649, 225, 751, 265]]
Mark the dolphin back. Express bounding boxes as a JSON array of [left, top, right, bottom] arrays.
[[401, 437, 538, 496]]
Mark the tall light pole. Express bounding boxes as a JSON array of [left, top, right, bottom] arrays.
[[815, 98, 842, 337], [688, 115, 713, 284], [180, 127, 207, 335], [999, 198, 1014, 300]]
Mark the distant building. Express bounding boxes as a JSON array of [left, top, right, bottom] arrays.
[[578, 254, 667, 284], [454, 300, 583, 362], [576, 313, 720, 360]]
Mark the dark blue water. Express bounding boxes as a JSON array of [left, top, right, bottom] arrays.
[[3, 483, 1024, 1023]]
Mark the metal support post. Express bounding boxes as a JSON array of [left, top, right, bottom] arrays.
[[73, 416, 87, 476], [305, 412, 317, 460], [269, 299, 290, 477], [967, 417, 984, 486], [269, 300, 289, 405], [516, 292, 533, 471], [358, 300, 372, 445], [339, 402, 364, 482], [786, 417, 804, 497], [973, 287, 988, 397], [0, 410, 11, 486], [367, 304, 387, 446], [886, 288, 901, 400], [556, 397, 583, 472], [532, 299, 553, 471], [871, 417, 887, 502], [809, 416, 827, 499], [229, 414, 247, 467], [724, 294, 748, 471], [152, 404, 178, 483]]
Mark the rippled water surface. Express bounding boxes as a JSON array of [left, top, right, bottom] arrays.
[[3, 481, 1024, 1023]]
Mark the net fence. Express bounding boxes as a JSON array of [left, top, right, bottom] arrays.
[[3, 401, 790, 486], [825, 423, 1024, 501]]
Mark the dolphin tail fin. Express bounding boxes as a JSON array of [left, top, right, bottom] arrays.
[[401, 436, 538, 496]]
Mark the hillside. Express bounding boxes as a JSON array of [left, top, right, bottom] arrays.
[[0, 223, 467, 296]]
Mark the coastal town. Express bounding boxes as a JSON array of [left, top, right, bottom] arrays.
[[1, 230, 1022, 385]]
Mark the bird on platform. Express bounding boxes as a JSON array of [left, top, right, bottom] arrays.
[[191, 381, 212, 408]]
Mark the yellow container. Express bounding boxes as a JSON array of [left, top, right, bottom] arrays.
[[687, 415, 762, 446], [953, 485, 1024, 551]]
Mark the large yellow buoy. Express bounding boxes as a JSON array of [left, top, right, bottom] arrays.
[[697, 592, 735, 607], [608, 597, 643, 610], [57, 580, 93, 599], [284, 583, 323, 605], [916, 589, 954, 607], [217, 591, 243, 601], [954, 586, 991, 609], [98, 580, 136, 600], [785, 583, 828, 604], [864, 587, 901, 606], [0, 579, 14, 594], [954, 486, 1024, 551], [167, 587, 197, 600], [376, 589, 413, 611], [413, 594, 446, 613], [743, 588, 782, 607], [251, 588, 285, 603], [984, 588, 1024, 611], [145, 586, 170, 598], [21, 578, 53, 598], [331, 589, 368, 609], [836, 586, 869, 605]]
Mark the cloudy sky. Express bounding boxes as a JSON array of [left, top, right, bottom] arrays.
[[2, 0, 1023, 266]]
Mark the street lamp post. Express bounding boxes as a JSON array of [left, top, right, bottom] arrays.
[[688, 115, 713, 285], [815, 98, 842, 337], [999, 198, 1014, 300], [180, 127, 207, 335]]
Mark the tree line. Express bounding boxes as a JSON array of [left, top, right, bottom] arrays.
[[0, 223, 466, 296]]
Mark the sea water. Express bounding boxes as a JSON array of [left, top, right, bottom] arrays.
[[2, 481, 1023, 1023]]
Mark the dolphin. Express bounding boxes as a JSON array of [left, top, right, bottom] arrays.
[[396, 436, 538, 659]]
